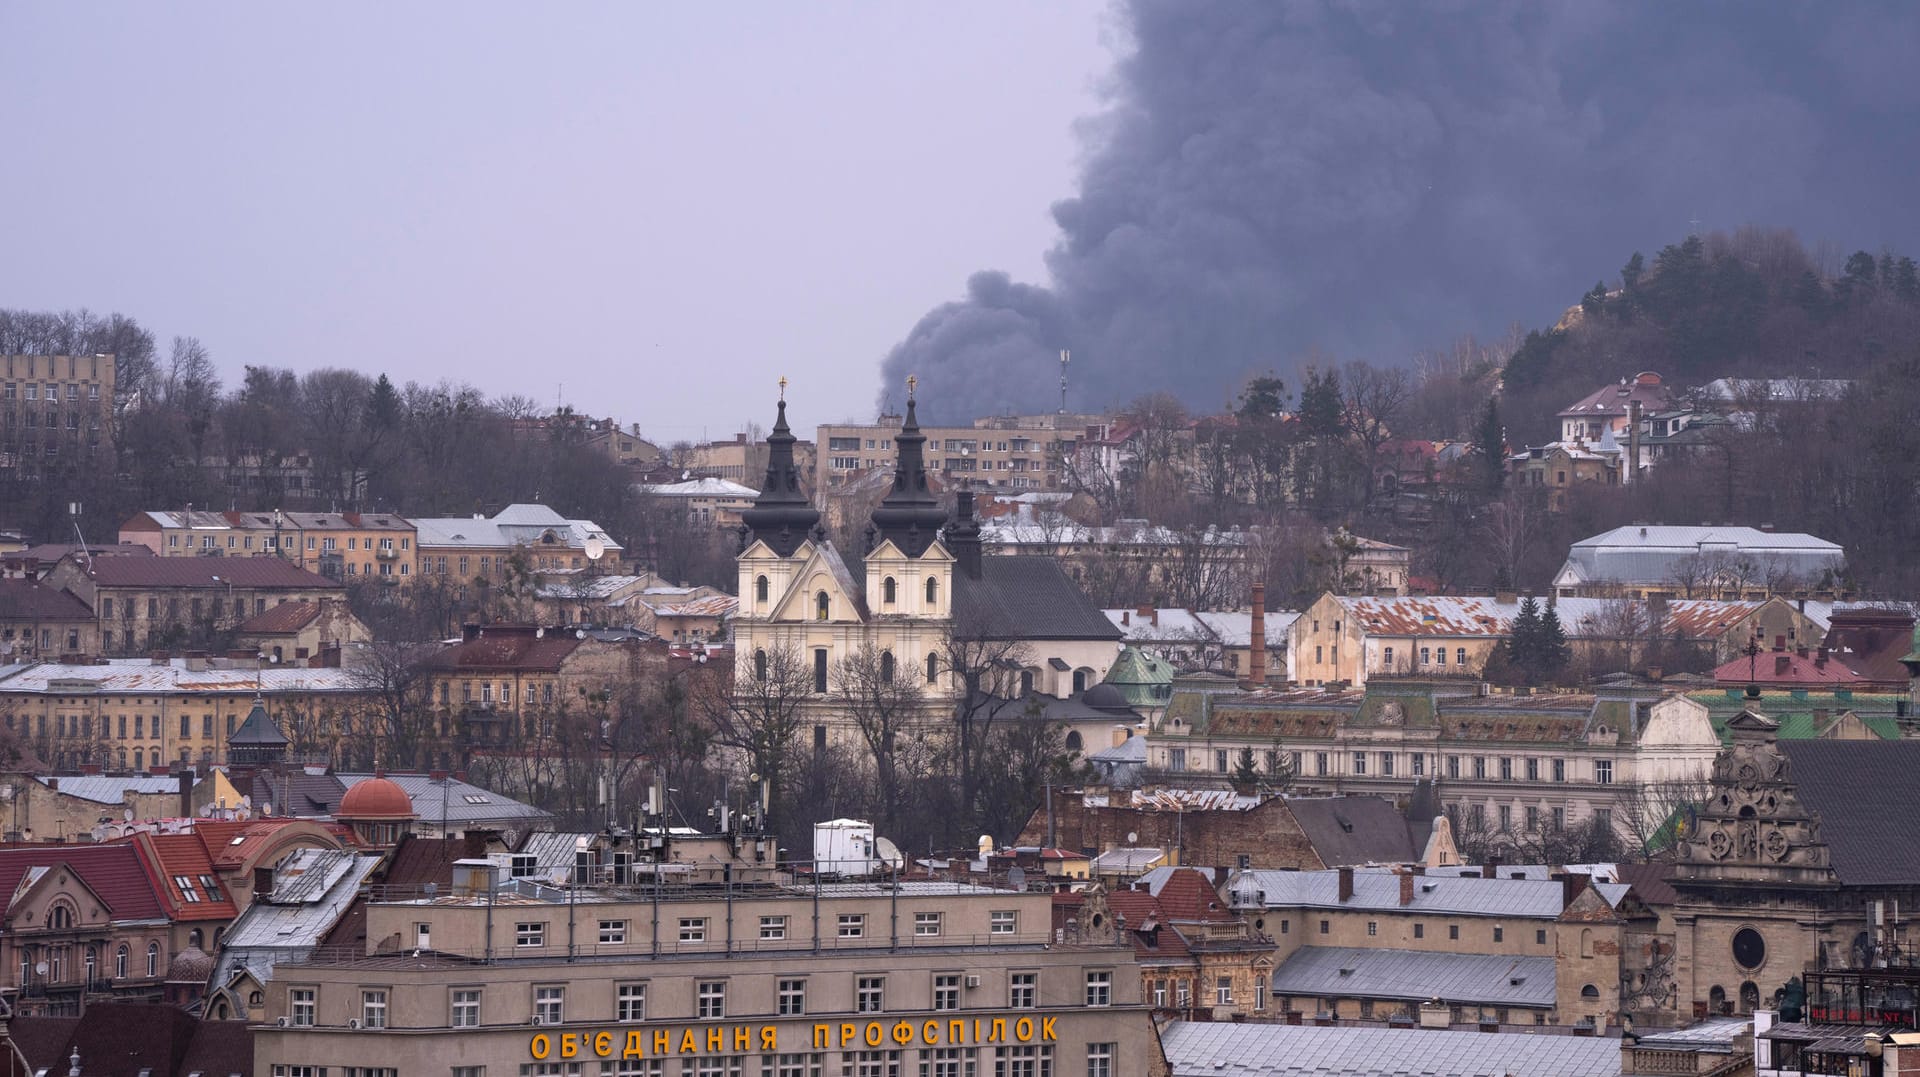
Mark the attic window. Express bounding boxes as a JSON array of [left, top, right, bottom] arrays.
[[229, 836, 247, 846], [463, 794, 491, 804]]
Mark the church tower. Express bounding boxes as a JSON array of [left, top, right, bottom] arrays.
[[737, 381, 823, 619], [864, 379, 955, 634]]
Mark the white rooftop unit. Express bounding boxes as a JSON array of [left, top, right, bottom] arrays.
[[812, 819, 902, 876]]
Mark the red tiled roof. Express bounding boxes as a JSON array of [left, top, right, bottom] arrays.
[[1149, 868, 1239, 924], [236, 599, 323, 635], [1711, 648, 1871, 687], [1556, 372, 1670, 419], [141, 832, 240, 921], [0, 842, 166, 921], [425, 625, 583, 672], [0, 580, 94, 621], [79, 556, 342, 590]]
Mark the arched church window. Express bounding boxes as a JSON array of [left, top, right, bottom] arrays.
[[1019, 670, 1034, 696], [925, 577, 938, 605], [755, 575, 769, 603], [815, 592, 830, 621], [926, 653, 939, 684], [883, 578, 897, 604], [880, 651, 895, 684], [754, 650, 768, 682], [1065, 731, 1083, 752]]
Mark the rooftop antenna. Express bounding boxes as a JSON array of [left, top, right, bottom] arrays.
[[1059, 350, 1070, 414], [67, 501, 90, 566]]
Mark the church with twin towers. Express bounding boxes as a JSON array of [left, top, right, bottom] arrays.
[[730, 380, 1124, 728]]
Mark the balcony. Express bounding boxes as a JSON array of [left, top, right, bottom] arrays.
[[376, 547, 399, 560]]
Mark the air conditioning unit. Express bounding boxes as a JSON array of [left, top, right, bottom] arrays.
[[964, 975, 981, 989], [531, 1014, 547, 1026], [348, 1018, 361, 1030], [276, 1016, 290, 1027]]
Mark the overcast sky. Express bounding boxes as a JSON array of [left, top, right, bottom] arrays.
[[0, 2, 1112, 440]]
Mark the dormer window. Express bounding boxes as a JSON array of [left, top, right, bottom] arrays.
[[816, 592, 830, 621], [883, 577, 897, 604]]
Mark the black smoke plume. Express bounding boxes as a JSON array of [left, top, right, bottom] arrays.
[[881, 0, 1920, 422]]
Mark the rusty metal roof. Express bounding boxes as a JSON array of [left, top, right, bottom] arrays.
[[1336, 595, 1781, 641]]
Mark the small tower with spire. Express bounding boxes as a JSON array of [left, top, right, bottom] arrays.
[[864, 376, 956, 628]]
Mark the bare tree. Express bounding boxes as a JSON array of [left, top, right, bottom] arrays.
[[1339, 360, 1411, 503], [348, 641, 443, 769], [1483, 493, 1540, 591], [1613, 776, 1715, 862], [943, 614, 1035, 841], [705, 645, 815, 836]]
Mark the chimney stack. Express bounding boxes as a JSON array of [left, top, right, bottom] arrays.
[[1563, 872, 1589, 909], [178, 767, 193, 820], [1337, 865, 1354, 902], [1248, 584, 1268, 688], [1399, 869, 1415, 906]]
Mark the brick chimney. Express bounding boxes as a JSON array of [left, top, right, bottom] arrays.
[[178, 768, 193, 820], [1337, 865, 1354, 902], [1562, 872, 1589, 909], [1247, 584, 1268, 688], [1775, 654, 1791, 676], [1399, 869, 1415, 906]]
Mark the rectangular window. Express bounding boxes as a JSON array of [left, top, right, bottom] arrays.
[[679, 918, 707, 942], [1366, 921, 1378, 937], [1413, 923, 1425, 939], [1316, 752, 1328, 776], [1411, 754, 1424, 776], [1447, 755, 1460, 779], [777, 978, 805, 1016], [452, 988, 481, 1028], [534, 985, 564, 1024], [1551, 807, 1565, 831], [1594, 760, 1613, 784], [990, 911, 1018, 935], [1449, 924, 1459, 940], [1498, 805, 1511, 830], [1595, 808, 1613, 831], [1493, 927, 1504, 943], [1351, 752, 1365, 775], [697, 981, 726, 1019], [1499, 757, 1512, 781], [516, 922, 545, 948], [1380, 753, 1394, 777], [600, 919, 627, 945], [291, 987, 316, 1026], [1525, 758, 1538, 781], [838, 914, 866, 939], [1525, 806, 1539, 831], [856, 976, 885, 1013], [1085, 971, 1112, 1007], [1214, 749, 1228, 773], [1168, 748, 1186, 771], [1536, 928, 1548, 945], [1457, 647, 1467, 666], [914, 911, 942, 937], [759, 915, 788, 941], [1084, 1045, 1112, 1077], [362, 989, 388, 1029], [932, 974, 961, 1011], [1318, 920, 1329, 935], [1383, 645, 1394, 666], [1009, 973, 1036, 1009], [618, 983, 647, 1022], [1215, 976, 1232, 1006]]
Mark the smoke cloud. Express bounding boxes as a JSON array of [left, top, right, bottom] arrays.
[[881, 0, 1920, 422]]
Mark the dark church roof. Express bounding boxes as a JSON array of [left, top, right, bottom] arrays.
[[229, 697, 290, 747], [1780, 739, 1920, 886], [952, 557, 1123, 642], [740, 394, 820, 558]]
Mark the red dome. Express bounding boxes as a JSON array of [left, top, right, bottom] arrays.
[[338, 777, 416, 820]]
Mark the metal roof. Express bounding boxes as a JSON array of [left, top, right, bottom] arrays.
[[35, 773, 197, 805], [336, 772, 553, 827], [637, 477, 759, 498], [410, 504, 620, 552], [212, 850, 382, 988], [0, 658, 368, 695], [1160, 1021, 1623, 1077], [1268, 946, 1556, 1007], [1232, 869, 1629, 919], [1333, 594, 1781, 641], [1556, 525, 1843, 588]]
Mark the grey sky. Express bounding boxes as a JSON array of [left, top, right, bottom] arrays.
[[0, 2, 1110, 441]]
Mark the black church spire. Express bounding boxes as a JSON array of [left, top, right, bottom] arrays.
[[869, 376, 949, 558], [739, 379, 820, 557]]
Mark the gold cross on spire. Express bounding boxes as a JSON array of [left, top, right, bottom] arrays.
[[778, 376, 787, 401], [907, 374, 918, 401]]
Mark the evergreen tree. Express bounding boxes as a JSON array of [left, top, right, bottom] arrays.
[[1471, 399, 1506, 494], [1620, 251, 1645, 293], [1581, 281, 1608, 314], [1538, 603, 1571, 682], [1509, 597, 1542, 679], [1232, 747, 1260, 789]]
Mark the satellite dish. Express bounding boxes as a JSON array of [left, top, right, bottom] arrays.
[[423, 882, 439, 897], [874, 836, 905, 871], [536, 627, 545, 638], [1007, 866, 1027, 890], [584, 537, 607, 561], [34, 962, 47, 976], [576, 629, 586, 640], [123, 808, 134, 822], [1127, 831, 1138, 845]]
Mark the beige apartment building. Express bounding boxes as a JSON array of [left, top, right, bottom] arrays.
[[0, 353, 116, 479], [117, 510, 418, 582], [816, 413, 1106, 493], [254, 874, 1158, 1077]]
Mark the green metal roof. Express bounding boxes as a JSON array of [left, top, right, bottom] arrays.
[[1688, 688, 1905, 746]]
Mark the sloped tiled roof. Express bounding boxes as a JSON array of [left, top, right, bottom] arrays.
[[338, 772, 553, 827], [7, 1002, 249, 1077], [1779, 740, 1920, 886], [0, 579, 95, 621], [0, 842, 166, 921], [1284, 796, 1420, 867], [144, 832, 240, 921], [422, 625, 582, 672], [953, 558, 1122, 642], [235, 599, 325, 635]]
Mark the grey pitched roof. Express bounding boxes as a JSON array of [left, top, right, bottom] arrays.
[[1284, 796, 1419, 867], [1160, 1021, 1625, 1077], [213, 849, 382, 988], [1778, 739, 1920, 886], [34, 773, 198, 805], [1232, 869, 1628, 918], [1556, 525, 1843, 587], [1269, 946, 1556, 1007], [953, 557, 1122, 642], [228, 698, 289, 746], [337, 772, 553, 828]]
